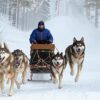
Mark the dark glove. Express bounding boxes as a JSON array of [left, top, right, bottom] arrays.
[[47, 41, 52, 44], [33, 40, 37, 44]]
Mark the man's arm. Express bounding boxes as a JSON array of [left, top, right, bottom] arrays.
[[29, 30, 37, 44], [47, 30, 53, 43]]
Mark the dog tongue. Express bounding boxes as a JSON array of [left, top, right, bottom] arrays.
[[56, 64, 59, 67], [16, 60, 20, 65]]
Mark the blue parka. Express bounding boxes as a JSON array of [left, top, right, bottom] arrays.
[[29, 28, 53, 44]]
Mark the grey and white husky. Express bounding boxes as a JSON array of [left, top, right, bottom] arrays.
[[65, 37, 85, 82], [51, 52, 66, 89]]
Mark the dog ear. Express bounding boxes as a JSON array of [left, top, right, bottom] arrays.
[[20, 50, 23, 53], [21, 50, 24, 55], [12, 50, 16, 55], [12, 51, 14, 55], [73, 37, 77, 43], [4, 42, 10, 53], [81, 37, 84, 42], [60, 52, 63, 56], [56, 52, 59, 55]]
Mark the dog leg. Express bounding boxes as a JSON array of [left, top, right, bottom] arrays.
[[58, 74, 63, 89], [30, 72, 33, 81], [52, 76, 57, 84], [15, 73, 21, 89], [22, 62, 28, 84], [52, 73, 58, 84], [1, 75, 5, 94], [22, 70, 27, 84], [75, 64, 81, 82], [51, 73, 57, 84], [15, 80, 21, 89], [50, 74, 54, 81], [52, 68, 58, 84], [55, 74, 59, 83], [9, 75, 15, 96], [80, 62, 83, 72], [69, 63, 74, 76]]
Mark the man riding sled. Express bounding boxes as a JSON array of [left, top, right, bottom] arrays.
[[29, 21, 54, 65]]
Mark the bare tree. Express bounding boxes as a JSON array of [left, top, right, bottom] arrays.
[[85, 0, 100, 28], [0, 0, 50, 31]]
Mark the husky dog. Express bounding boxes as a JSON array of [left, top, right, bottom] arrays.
[[0, 43, 29, 96], [51, 52, 65, 89], [12, 49, 29, 85], [0, 43, 16, 96], [65, 37, 85, 82]]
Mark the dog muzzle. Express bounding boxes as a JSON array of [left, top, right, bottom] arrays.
[[54, 63, 62, 69], [15, 60, 21, 68]]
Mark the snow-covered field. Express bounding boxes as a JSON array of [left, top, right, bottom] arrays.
[[0, 15, 100, 100]]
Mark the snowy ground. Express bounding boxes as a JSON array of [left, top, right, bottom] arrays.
[[0, 15, 100, 100]]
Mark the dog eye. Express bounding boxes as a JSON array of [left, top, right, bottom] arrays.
[[55, 58, 57, 60], [76, 44, 79, 46], [58, 57, 60, 60], [79, 44, 82, 46], [76, 44, 80, 47]]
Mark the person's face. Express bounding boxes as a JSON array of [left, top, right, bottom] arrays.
[[39, 25, 44, 29]]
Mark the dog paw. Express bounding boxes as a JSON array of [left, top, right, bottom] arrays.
[[70, 71, 74, 76], [30, 78, 33, 81], [22, 81, 26, 84], [53, 80, 58, 84], [17, 84, 21, 89], [53, 81, 56, 84], [16, 82, 21, 89], [8, 93, 13, 96], [75, 78, 79, 82], [58, 86, 62, 89]]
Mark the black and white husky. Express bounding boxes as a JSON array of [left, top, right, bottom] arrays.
[[65, 37, 85, 82], [51, 52, 66, 89]]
